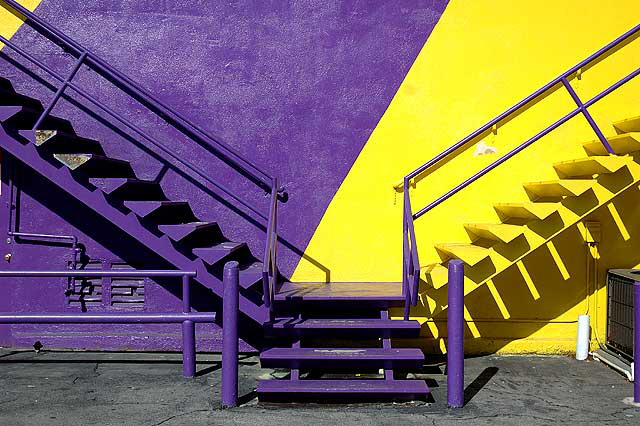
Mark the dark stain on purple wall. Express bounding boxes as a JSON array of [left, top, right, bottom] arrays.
[[0, 0, 448, 349]]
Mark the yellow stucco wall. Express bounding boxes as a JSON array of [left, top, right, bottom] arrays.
[[293, 1, 640, 354]]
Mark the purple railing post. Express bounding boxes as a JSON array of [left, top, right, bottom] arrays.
[[634, 282, 640, 403], [32, 51, 87, 131], [447, 259, 465, 408], [181, 274, 195, 378], [222, 261, 239, 408], [182, 320, 195, 378], [560, 77, 615, 155]]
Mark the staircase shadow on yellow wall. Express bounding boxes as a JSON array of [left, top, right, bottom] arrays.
[[400, 185, 640, 354]]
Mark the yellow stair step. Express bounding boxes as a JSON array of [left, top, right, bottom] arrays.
[[613, 115, 640, 134], [464, 223, 526, 243], [434, 243, 491, 266], [553, 156, 630, 177], [422, 264, 448, 288], [583, 132, 640, 156], [494, 202, 561, 220], [523, 179, 595, 199]]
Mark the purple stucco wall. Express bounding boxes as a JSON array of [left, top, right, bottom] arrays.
[[0, 0, 448, 350]]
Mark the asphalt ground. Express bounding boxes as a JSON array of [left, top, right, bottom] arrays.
[[0, 349, 637, 425]]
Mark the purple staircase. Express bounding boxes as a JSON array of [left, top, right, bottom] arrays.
[[0, 0, 430, 402], [0, 78, 430, 403], [0, 99, 269, 323], [257, 282, 429, 401]]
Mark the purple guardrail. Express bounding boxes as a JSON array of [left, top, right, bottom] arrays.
[[401, 24, 640, 318], [0, 0, 282, 309], [0, 269, 214, 378], [635, 282, 640, 404]]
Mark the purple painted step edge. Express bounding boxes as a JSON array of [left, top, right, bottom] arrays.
[[274, 294, 405, 301], [158, 222, 218, 241], [257, 379, 430, 394], [259, 348, 424, 369], [261, 348, 424, 360], [267, 318, 421, 329], [193, 242, 244, 265], [0, 127, 268, 322]]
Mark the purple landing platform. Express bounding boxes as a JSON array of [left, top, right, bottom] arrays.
[[274, 282, 405, 306]]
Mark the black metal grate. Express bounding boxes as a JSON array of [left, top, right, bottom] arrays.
[[606, 269, 637, 360]]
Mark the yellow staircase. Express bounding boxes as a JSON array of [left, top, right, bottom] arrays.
[[422, 115, 640, 315]]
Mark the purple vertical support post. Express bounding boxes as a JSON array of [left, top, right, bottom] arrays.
[[447, 259, 465, 408], [181, 274, 195, 378], [561, 77, 615, 155], [222, 261, 239, 408], [634, 282, 640, 403]]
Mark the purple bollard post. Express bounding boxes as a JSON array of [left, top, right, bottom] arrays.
[[222, 261, 239, 408], [182, 320, 195, 378], [634, 282, 640, 403], [447, 259, 465, 408], [181, 274, 196, 378]]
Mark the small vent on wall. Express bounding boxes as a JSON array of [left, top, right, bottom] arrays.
[[66, 259, 146, 310], [110, 263, 145, 308]]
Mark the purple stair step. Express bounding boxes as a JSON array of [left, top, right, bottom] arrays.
[[158, 221, 219, 242], [275, 281, 404, 306], [124, 201, 196, 224], [53, 154, 135, 178], [193, 242, 245, 266], [19, 130, 104, 154], [260, 347, 424, 369], [264, 318, 421, 338], [257, 379, 429, 400], [90, 178, 167, 200], [0, 105, 75, 133], [239, 261, 263, 289]]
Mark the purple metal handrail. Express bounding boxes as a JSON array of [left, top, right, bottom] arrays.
[[261, 178, 279, 309], [0, 269, 211, 378], [0, 0, 281, 308], [401, 24, 640, 316]]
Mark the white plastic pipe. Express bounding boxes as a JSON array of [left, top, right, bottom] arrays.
[[576, 315, 591, 360]]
